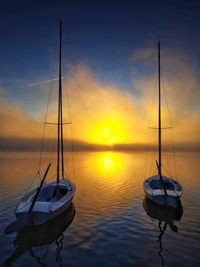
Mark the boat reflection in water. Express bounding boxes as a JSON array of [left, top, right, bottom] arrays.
[[143, 197, 183, 266], [4, 203, 76, 267]]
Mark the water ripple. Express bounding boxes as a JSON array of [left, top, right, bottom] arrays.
[[0, 151, 200, 267]]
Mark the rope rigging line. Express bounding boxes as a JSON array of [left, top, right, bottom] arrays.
[[16, 67, 57, 208], [52, 72, 72, 180], [161, 76, 177, 180], [38, 38, 59, 178], [14, 172, 40, 212], [161, 163, 174, 179], [70, 124, 76, 184], [63, 77, 76, 184], [145, 71, 158, 179]]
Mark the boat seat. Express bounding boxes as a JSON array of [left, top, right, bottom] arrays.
[[37, 187, 55, 202], [51, 188, 68, 201], [150, 180, 162, 189], [149, 180, 175, 190]]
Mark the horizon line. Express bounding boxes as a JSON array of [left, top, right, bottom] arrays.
[[0, 137, 200, 153]]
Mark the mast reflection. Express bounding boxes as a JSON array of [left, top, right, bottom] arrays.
[[143, 197, 183, 266], [4, 203, 76, 267]]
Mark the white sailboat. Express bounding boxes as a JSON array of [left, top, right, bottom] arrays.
[[143, 41, 183, 208], [6, 21, 76, 232]]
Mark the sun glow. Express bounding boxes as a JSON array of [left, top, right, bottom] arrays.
[[88, 117, 127, 145]]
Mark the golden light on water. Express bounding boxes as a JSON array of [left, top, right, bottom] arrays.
[[74, 151, 145, 215], [85, 152, 125, 181], [96, 152, 120, 174], [103, 154, 113, 169]]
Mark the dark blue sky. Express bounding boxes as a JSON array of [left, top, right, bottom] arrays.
[[0, 0, 200, 105]]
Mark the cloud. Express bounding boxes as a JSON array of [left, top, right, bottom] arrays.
[[0, 54, 200, 151], [0, 69, 146, 151], [0, 88, 42, 140], [64, 65, 146, 145], [131, 46, 200, 147]]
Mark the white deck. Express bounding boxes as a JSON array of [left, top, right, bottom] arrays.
[[143, 175, 183, 208], [15, 179, 75, 216]]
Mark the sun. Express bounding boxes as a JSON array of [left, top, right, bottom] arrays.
[[100, 127, 119, 146], [89, 119, 124, 145]]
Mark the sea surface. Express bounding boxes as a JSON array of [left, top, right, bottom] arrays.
[[0, 151, 200, 267]]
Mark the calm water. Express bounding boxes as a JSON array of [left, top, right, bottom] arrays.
[[0, 151, 200, 267]]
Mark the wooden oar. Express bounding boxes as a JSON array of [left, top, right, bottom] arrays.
[[28, 163, 51, 214], [5, 163, 51, 235]]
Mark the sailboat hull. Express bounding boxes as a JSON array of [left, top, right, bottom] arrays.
[[14, 179, 76, 226], [143, 175, 182, 208], [146, 194, 179, 208], [143, 196, 183, 222]]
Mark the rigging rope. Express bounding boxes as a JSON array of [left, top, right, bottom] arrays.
[[15, 172, 41, 212], [161, 164, 174, 178], [145, 71, 158, 179], [38, 38, 59, 178], [63, 77, 76, 184], [161, 76, 177, 180]]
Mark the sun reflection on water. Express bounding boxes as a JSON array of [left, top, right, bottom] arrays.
[[86, 152, 125, 182], [103, 154, 113, 169]]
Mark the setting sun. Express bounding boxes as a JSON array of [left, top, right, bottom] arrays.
[[88, 117, 127, 145]]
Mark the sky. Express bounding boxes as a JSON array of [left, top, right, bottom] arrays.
[[0, 0, 200, 151]]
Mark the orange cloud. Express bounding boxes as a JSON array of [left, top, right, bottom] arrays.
[[0, 90, 41, 139], [132, 47, 200, 146], [0, 52, 200, 151], [64, 65, 146, 145]]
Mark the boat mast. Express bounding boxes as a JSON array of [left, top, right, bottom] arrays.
[[57, 20, 65, 181], [158, 41, 162, 178], [157, 41, 167, 196], [156, 41, 167, 196], [60, 20, 64, 178]]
